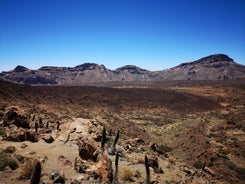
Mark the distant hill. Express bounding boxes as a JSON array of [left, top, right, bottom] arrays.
[[0, 54, 244, 85], [154, 54, 245, 80]]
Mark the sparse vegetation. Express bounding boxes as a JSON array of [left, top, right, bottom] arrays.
[[109, 130, 120, 155], [0, 79, 245, 184], [0, 155, 19, 170], [0, 127, 6, 136], [235, 167, 245, 180], [145, 155, 150, 184], [120, 167, 134, 182], [19, 158, 37, 179], [157, 144, 172, 153], [101, 126, 107, 151], [194, 161, 203, 169], [112, 153, 119, 184]]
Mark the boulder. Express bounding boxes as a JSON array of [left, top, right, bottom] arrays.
[[204, 166, 215, 176], [25, 131, 39, 142], [42, 134, 55, 143], [94, 153, 113, 183], [77, 139, 97, 161], [5, 128, 26, 142], [4, 146, 16, 153]]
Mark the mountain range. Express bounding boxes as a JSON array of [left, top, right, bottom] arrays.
[[0, 54, 244, 85]]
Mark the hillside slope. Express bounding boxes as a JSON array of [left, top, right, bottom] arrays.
[[0, 54, 244, 85]]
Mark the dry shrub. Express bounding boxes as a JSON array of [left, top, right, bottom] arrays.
[[0, 155, 19, 170], [19, 158, 37, 179], [120, 167, 134, 182]]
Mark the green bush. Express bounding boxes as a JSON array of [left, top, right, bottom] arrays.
[[157, 144, 172, 153], [0, 127, 6, 136], [193, 161, 203, 169], [219, 148, 229, 155], [235, 167, 245, 180], [224, 160, 236, 170], [0, 156, 19, 170]]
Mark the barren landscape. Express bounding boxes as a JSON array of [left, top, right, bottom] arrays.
[[0, 79, 245, 184], [1, 0, 245, 183]]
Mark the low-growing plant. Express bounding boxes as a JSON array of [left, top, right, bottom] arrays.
[[0, 127, 6, 136], [157, 144, 172, 153], [235, 167, 245, 180], [219, 148, 229, 155], [19, 158, 36, 179], [194, 161, 203, 169], [120, 167, 134, 182], [0, 156, 19, 170], [224, 160, 236, 170]]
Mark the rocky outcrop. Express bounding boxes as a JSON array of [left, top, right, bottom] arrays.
[[1, 54, 244, 85], [156, 54, 245, 80], [2, 107, 30, 128]]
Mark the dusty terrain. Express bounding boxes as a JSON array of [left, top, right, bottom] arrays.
[[0, 80, 245, 183]]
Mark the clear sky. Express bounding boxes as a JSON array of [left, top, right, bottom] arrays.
[[0, 0, 245, 72]]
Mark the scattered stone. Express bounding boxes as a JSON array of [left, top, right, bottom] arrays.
[[53, 175, 66, 184], [51, 170, 60, 180], [204, 166, 215, 176], [5, 127, 25, 142], [180, 166, 196, 176], [77, 139, 97, 161], [124, 144, 132, 152], [70, 128, 76, 133], [149, 142, 157, 152], [135, 170, 141, 178], [2, 107, 30, 128], [3, 166, 13, 173], [74, 157, 88, 173], [58, 155, 72, 166], [148, 156, 161, 173], [25, 130, 39, 142], [40, 156, 48, 164], [29, 151, 36, 155], [15, 154, 25, 163], [4, 146, 16, 153], [42, 134, 55, 143], [20, 143, 28, 149], [94, 153, 113, 183]]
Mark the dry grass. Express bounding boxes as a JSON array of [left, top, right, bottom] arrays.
[[120, 167, 134, 182], [19, 158, 37, 179]]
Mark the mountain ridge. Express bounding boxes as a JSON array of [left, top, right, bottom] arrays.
[[0, 54, 245, 85]]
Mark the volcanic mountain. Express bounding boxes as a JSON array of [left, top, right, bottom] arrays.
[[0, 54, 244, 85]]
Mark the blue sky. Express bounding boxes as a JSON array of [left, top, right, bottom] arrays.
[[0, 0, 245, 72]]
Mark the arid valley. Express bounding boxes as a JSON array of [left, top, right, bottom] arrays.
[[0, 79, 245, 184]]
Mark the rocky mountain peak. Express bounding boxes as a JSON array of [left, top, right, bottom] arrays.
[[195, 54, 234, 64], [75, 63, 105, 71], [176, 54, 235, 68], [115, 65, 149, 74], [13, 65, 29, 73]]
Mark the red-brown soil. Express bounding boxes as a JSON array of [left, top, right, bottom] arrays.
[[0, 79, 244, 183]]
